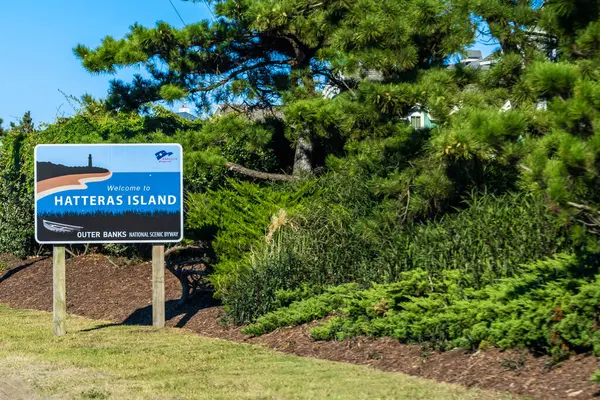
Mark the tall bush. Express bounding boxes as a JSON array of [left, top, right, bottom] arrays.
[[223, 189, 571, 323], [186, 179, 317, 301], [0, 131, 36, 256]]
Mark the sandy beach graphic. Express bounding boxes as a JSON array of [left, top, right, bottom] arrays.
[[36, 171, 112, 200]]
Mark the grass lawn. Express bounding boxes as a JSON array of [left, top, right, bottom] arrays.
[[0, 305, 512, 400]]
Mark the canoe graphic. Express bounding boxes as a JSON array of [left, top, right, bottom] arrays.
[[43, 220, 83, 233]]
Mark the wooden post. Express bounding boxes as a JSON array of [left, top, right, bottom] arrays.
[[53, 246, 66, 336], [152, 245, 165, 328]]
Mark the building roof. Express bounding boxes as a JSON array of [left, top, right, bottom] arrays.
[[364, 69, 384, 82], [447, 49, 497, 70], [465, 50, 482, 60], [176, 111, 197, 121], [176, 104, 198, 121], [215, 104, 283, 121]]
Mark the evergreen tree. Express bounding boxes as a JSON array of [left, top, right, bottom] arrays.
[[462, 0, 542, 55], [0, 111, 38, 255], [75, 0, 600, 238], [9, 111, 34, 134], [75, 0, 474, 176], [541, 0, 600, 60]]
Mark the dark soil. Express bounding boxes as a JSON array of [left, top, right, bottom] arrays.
[[0, 254, 598, 399]]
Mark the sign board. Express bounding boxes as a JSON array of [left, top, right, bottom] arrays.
[[35, 144, 183, 244]]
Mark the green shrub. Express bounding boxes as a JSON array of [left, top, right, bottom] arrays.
[[242, 284, 362, 336], [403, 192, 569, 286], [247, 254, 600, 358], [225, 189, 571, 323], [310, 254, 600, 355], [185, 178, 317, 303], [0, 131, 37, 256], [172, 113, 285, 193]]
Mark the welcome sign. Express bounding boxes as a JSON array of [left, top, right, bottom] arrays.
[[35, 144, 183, 244]]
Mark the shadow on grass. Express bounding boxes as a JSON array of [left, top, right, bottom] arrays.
[[0, 256, 50, 285], [79, 293, 221, 332]]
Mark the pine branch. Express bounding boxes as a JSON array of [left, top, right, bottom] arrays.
[[567, 201, 600, 215], [225, 162, 298, 182], [518, 163, 533, 173], [195, 59, 296, 94], [165, 245, 204, 257]]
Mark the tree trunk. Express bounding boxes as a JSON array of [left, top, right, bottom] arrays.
[[290, 66, 316, 177], [293, 132, 313, 176]]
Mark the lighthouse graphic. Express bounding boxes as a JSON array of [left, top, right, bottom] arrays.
[[40, 153, 104, 234]]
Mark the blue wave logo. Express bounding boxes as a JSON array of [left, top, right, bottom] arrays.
[[155, 150, 174, 161]]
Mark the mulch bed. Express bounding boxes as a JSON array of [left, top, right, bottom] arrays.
[[0, 254, 598, 399]]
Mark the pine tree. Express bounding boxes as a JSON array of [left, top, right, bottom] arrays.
[[74, 0, 600, 237], [9, 111, 34, 134], [461, 0, 541, 55], [541, 0, 600, 59], [303, 0, 600, 232], [75, 0, 474, 176]]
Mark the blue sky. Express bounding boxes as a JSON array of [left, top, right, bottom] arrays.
[[0, 1, 498, 128], [0, 0, 210, 127]]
